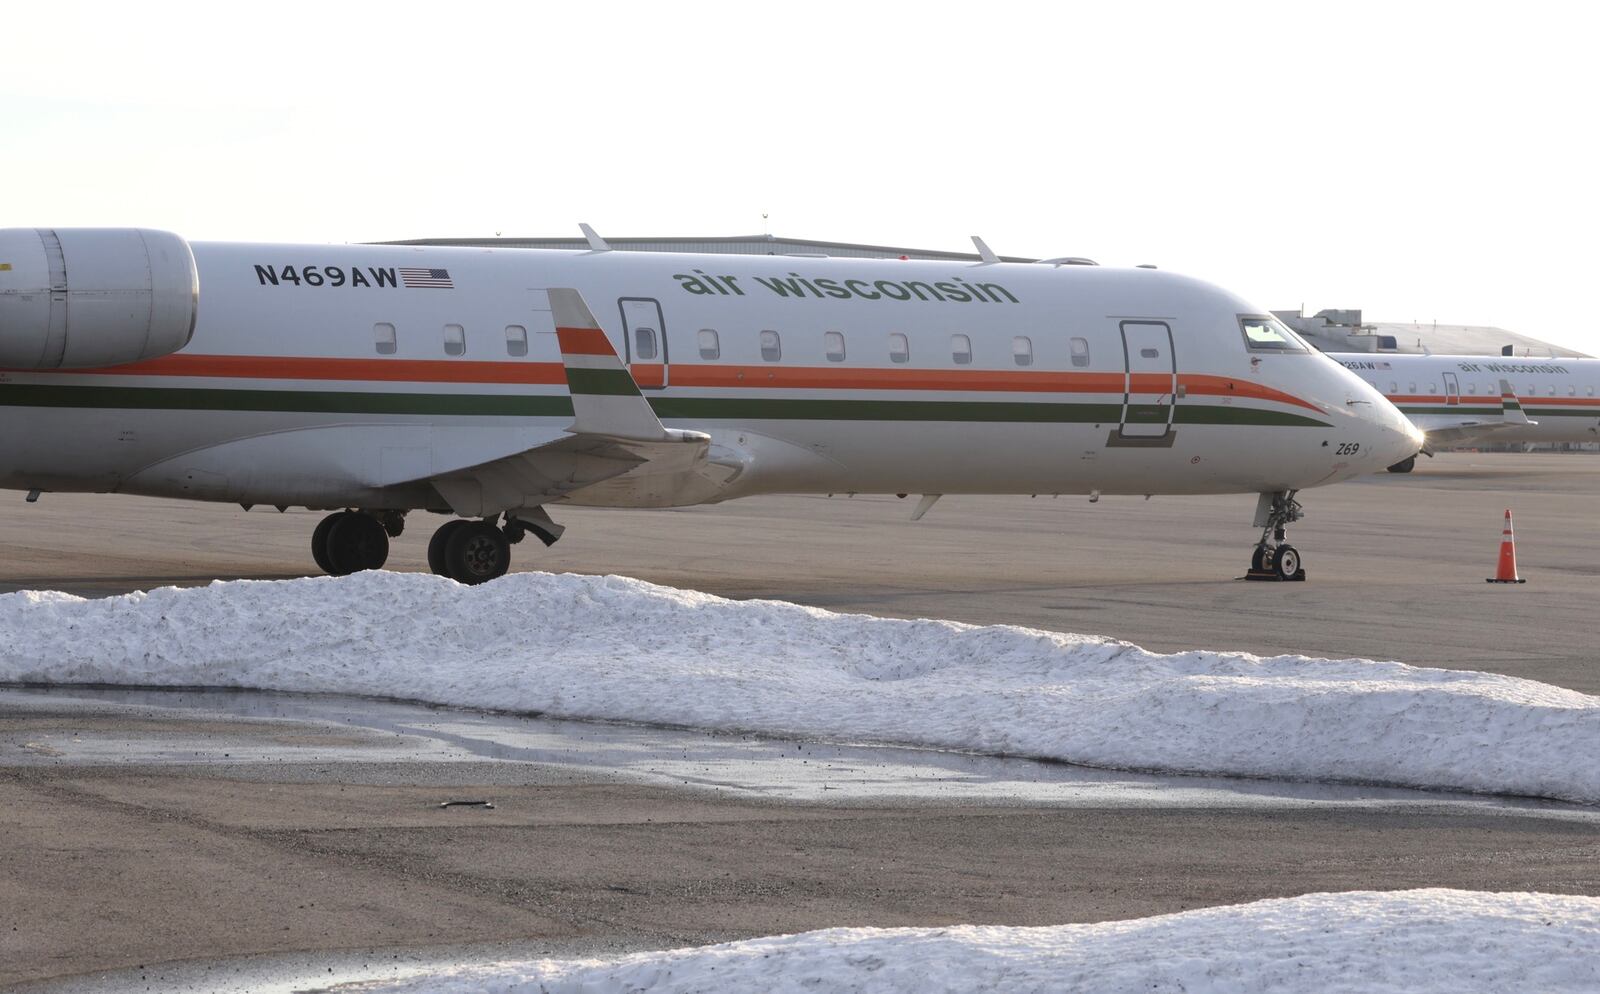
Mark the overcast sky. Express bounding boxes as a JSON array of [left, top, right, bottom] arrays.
[[4, 1, 1596, 354]]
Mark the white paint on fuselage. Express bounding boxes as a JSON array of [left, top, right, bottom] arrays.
[[0, 241, 1421, 508]]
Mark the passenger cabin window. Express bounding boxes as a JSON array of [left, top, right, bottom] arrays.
[[760, 329, 782, 362], [951, 334, 972, 365], [1548, 385, 1557, 396], [1070, 337, 1091, 367], [1388, 381, 1398, 393], [373, 322, 397, 355], [1467, 383, 1477, 395], [889, 333, 910, 364], [1012, 336, 1033, 367], [633, 326, 658, 361], [824, 331, 846, 362], [444, 324, 466, 356], [698, 328, 720, 360], [1238, 315, 1309, 353], [1588, 386, 1595, 397], [505, 325, 528, 357], [1409, 382, 1417, 393]]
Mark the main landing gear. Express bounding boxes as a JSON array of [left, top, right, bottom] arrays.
[[427, 519, 512, 585], [310, 510, 402, 576], [1245, 490, 1306, 582], [309, 509, 562, 585]]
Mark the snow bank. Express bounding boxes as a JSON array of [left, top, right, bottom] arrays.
[[337, 890, 1600, 994], [2, 571, 1598, 802]]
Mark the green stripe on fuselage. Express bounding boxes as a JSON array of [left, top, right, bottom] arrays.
[[0, 384, 574, 417], [565, 367, 643, 397], [1400, 403, 1597, 418], [0, 383, 1328, 426]]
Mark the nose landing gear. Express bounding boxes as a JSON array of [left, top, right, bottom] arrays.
[[1245, 490, 1306, 581]]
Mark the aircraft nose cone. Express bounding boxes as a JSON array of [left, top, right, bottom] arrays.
[[1366, 403, 1425, 471]]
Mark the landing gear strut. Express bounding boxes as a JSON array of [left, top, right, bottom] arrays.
[[1245, 490, 1306, 582]]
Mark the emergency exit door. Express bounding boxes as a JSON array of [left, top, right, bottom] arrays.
[[618, 297, 668, 389]]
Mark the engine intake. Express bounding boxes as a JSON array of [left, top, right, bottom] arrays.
[[0, 227, 198, 370]]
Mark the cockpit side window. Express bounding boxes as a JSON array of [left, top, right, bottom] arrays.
[[1238, 315, 1309, 353]]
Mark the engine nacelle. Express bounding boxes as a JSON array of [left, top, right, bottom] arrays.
[[0, 227, 198, 370]]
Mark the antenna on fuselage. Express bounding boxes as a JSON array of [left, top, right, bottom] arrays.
[[578, 223, 612, 252], [971, 235, 1000, 264]]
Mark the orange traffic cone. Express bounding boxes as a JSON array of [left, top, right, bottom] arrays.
[[1486, 508, 1526, 583]]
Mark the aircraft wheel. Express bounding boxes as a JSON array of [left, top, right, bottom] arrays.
[[427, 520, 469, 576], [1250, 546, 1269, 573], [1387, 456, 1416, 473], [311, 512, 343, 575], [1272, 544, 1301, 581], [325, 512, 389, 576], [443, 521, 511, 585]]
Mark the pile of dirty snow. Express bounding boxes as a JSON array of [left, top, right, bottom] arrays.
[[2, 571, 1598, 802], [334, 890, 1600, 994]]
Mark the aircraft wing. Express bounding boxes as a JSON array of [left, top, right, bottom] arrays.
[[424, 288, 716, 519], [1412, 379, 1536, 452]]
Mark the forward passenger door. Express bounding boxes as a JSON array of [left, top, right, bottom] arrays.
[[1117, 321, 1177, 442]]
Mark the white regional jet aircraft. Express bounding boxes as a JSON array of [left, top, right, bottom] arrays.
[[0, 228, 1421, 583], [1329, 352, 1600, 471]]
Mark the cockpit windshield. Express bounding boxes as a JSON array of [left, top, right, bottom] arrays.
[[1239, 315, 1310, 353]]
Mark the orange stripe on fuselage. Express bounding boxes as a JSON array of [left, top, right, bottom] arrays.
[[14, 354, 1322, 412], [669, 366, 1323, 412], [1390, 393, 1600, 407], [1180, 374, 1325, 414], [554, 326, 615, 356]]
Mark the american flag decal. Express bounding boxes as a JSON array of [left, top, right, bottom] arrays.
[[399, 267, 453, 289]]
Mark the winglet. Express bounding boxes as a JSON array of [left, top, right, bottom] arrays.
[[578, 223, 612, 252], [1499, 379, 1536, 426], [548, 287, 670, 440], [971, 235, 999, 264]]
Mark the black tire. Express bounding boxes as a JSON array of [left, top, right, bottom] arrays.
[[310, 512, 343, 575], [1272, 544, 1301, 580], [427, 520, 469, 576], [325, 512, 389, 576], [1250, 546, 1269, 572], [443, 521, 511, 585], [1387, 456, 1416, 474]]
